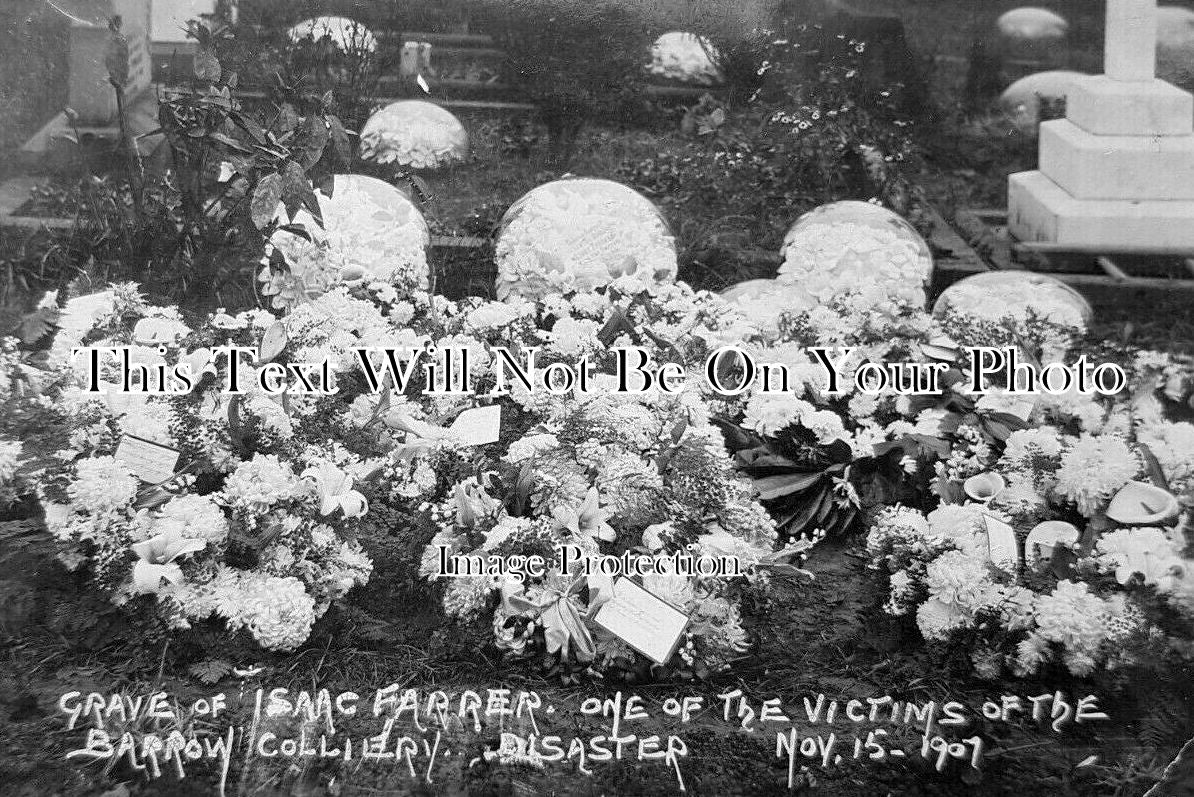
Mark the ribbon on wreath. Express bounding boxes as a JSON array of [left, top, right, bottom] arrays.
[[501, 573, 614, 664]]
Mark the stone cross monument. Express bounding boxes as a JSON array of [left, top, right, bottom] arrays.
[[1008, 0, 1194, 249]]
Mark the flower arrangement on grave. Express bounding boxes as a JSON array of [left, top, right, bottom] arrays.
[[359, 101, 470, 171], [260, 175, 431, 312], [0, 287, 377, 653], [864, 332, 1194, 681], [494, 179, 679, 301]]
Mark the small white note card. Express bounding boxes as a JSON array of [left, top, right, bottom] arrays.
[[450, 406, 501, 446], [983, 514, 1020, 572], [592, 578, 690, 665], [1003, 399, 1037, 423], [114, 435, 181, 484]]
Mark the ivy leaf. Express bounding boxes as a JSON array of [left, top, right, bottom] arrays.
[[250, 173, 283, 229]]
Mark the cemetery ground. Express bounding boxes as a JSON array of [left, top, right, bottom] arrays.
[[1, 2, 1194, 796]]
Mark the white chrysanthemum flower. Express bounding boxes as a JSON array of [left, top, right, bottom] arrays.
[[546, 316, 602, 358], [866, 505, 934, 556], [239, 574, 317, 652], [742, 393, 815, 437], [220, 454, 305, 512], [803, 409, 849, 445], [916, 598, 969, 641], [1053, 435, 1139, 516], [1000, 426, 1064, 469], [924, 549, 994, 610], [1033, 580, 1110, 666], [154, 494, 229, 544], [69, 456, 139, 515]]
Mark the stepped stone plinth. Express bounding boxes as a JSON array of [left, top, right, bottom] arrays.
[[1009, 0, 1194, 249]]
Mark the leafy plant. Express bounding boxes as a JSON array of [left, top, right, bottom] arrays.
[[474, 0, 651, 164], [619, 26, 931, 266], [38, 20, 353, 311]]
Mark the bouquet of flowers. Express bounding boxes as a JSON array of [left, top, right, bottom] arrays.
[[3, 286, 376, 653], [866, 339, 1194, 680]]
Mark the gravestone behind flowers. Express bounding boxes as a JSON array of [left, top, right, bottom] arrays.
[[66, 0, 152, 124]]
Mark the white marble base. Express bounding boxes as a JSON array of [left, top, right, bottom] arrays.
[[1066, 76, 1193, 136], [1008, 170, 1194, 248], [1039, 119, 1194, 200]]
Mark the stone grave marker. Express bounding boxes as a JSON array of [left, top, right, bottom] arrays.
[[1009, 0, 1194, 249], [66, 0, 152, 124]]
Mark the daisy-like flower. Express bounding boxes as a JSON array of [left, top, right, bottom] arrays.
[[742, 393, 816, 437]]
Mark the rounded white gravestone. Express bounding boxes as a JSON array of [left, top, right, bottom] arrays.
[[265, 175, 430, 306], [647, 32, 724, 85], [999, 70, 1087, 133], [777, 201, 932, 312], [783, 200, 932, 265], [1157, 6, 1194, 89], [359, 101, 469, 170], [932, 271, 1092, 332], [287, 16, 378, 53], [495, 178, 678, 300], [997, 8, 1069, 42]]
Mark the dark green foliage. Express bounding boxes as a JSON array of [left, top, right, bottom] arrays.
[[473, 0, 652, 163]]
